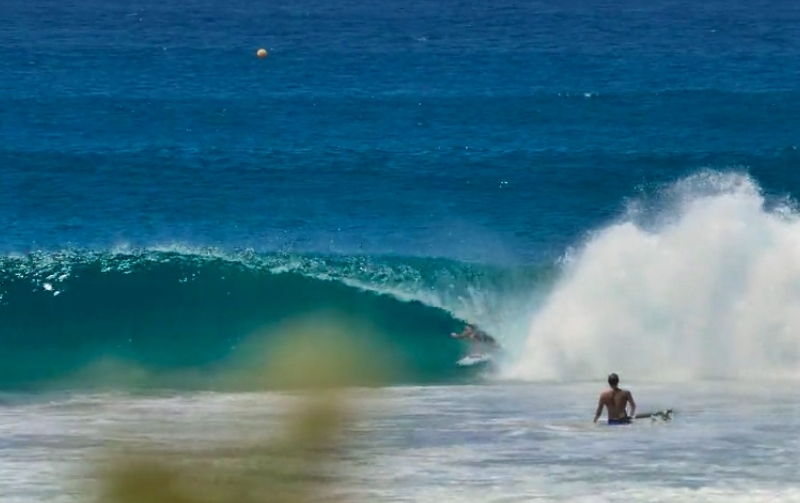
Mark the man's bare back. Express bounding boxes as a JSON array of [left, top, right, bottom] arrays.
[[593, 373, 636, 424]]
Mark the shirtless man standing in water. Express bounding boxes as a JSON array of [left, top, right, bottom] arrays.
[[593, 373, 636, 425]]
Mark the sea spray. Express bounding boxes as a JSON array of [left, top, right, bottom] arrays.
[[505, 171, 800, 382]]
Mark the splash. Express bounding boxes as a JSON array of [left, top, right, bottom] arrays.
[[504, 171, 800, 382]]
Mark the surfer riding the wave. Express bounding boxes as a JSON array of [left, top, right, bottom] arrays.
[[451, 324, 501, 355]]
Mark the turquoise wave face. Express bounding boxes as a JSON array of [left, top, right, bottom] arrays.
[[0, 248, 551, 391]]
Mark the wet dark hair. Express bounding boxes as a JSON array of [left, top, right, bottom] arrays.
[[608, 373, 619, 387]]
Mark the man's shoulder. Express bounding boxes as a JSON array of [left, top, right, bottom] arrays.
[[600, 387, 632, 398]]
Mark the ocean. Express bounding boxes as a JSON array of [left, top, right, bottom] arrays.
[[3, 0, 800, 500]]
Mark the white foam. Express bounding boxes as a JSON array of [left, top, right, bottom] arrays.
[[504, 171, 800, 382]]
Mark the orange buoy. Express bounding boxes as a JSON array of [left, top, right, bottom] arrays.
[[256, 48, 268, 58]]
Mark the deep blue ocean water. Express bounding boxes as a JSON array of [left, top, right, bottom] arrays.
[[3, 0, 800, 390]]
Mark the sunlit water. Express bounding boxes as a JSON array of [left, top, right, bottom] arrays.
[[2, 382, 799, 502]]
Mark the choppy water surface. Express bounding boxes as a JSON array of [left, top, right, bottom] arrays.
[[2, 382, 799, 502]]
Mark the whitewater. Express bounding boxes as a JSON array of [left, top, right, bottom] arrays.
[[505, 171, 800, 383]]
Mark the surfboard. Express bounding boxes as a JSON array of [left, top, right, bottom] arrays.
[[456, 353, 493, 367], [605, 409, 673, 426], [634, 409, 674, 421]]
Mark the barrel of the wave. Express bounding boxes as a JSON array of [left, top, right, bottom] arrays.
[[256, 48, 268, 59]]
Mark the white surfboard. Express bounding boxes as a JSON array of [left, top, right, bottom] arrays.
[[456, 353, 493, 367]]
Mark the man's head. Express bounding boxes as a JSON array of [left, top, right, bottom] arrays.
[[607, 373, 619, 388]]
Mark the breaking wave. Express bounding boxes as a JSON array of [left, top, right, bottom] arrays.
[[0, 248, 546, 391]]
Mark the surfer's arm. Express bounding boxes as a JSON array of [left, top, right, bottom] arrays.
[[593, 398, 604, 423], [627, 392, 636, 418]]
